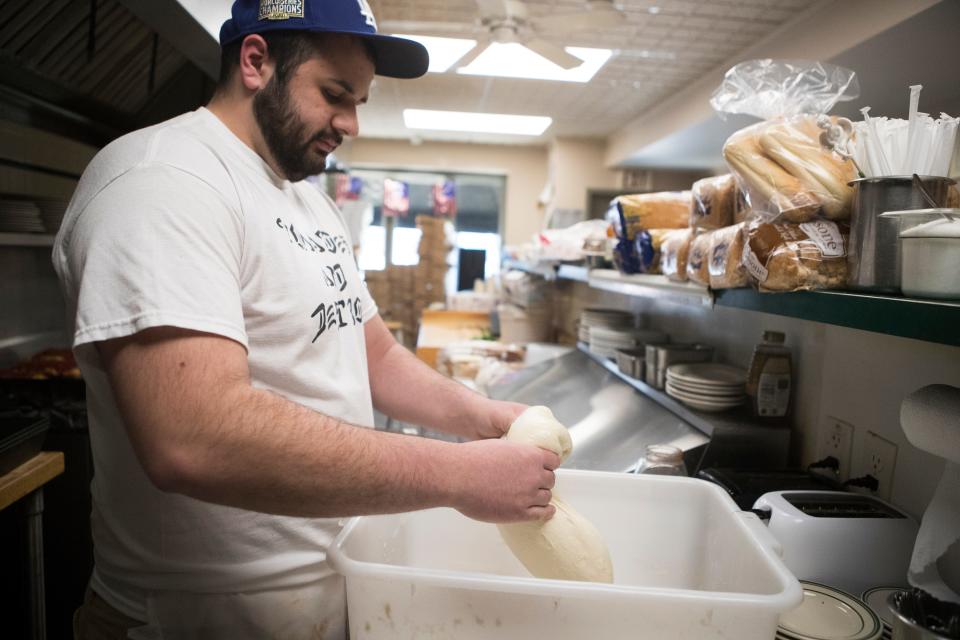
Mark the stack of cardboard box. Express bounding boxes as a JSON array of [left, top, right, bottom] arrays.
[[413, 215, 450, 326], [361, 216, 452, 347]]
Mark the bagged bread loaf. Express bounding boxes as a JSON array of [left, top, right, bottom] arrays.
[[691, 174, 737, 230], [723, 116, 858, 223], [741, 220, 849, 292], [636, 228, 673, 274], [660, 228, 694, 282], [607, 192, 691, 240], [708, 223, 749, 289], [686, 231, 713, 286]]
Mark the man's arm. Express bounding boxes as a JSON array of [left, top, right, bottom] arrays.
[[364, 316, 525, 440], [98, 326, 559, 522]]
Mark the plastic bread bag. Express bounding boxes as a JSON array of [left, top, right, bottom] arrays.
[[690, 174, 737, 230], [741, 219, 850, 292], [708, 223, 749, 289], [606, 192, 691, 241], [711, 60, 861, 223], [660, 228, 694, 282], [686, 231, 713, 286], [635, 228, 673, 275]]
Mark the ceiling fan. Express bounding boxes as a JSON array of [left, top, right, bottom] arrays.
[[379, 0, 625, 70]]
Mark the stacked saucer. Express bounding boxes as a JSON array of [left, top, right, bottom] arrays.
[[36, 199, 70, 234], [861, 587, 901, 639], [665, 363, 746, 412], [578, 308, 633, 344], [0, 199, 44, 233], [776, 581, 884, 640], [589, 326, 666, 359]]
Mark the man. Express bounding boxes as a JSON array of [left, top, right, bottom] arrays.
[[53, 1, 560, 637]]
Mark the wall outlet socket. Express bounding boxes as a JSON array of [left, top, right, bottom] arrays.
[[864, 431, 898, 501], [817, 417, 855, 481]]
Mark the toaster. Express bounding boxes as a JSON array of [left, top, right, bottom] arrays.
[[753, 490, 919, 596]]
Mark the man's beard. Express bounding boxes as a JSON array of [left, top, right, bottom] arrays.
[[252, 76, 339, 182]]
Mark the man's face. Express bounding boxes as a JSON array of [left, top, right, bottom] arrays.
[[253, 36, 374, 182]]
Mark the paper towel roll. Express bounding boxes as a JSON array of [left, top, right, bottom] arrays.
[[901, 384, 960, 604]]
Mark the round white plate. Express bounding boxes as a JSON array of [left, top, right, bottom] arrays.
[[861, 587, 901, 632], [667, 363, 747, 387], [665, 380, 744, 398], [665, 376, 745, 397], [666, 388, 744, 412], [778, 582, 883, 640]]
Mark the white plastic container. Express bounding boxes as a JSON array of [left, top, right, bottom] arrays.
[[328, 470, 802, 639]]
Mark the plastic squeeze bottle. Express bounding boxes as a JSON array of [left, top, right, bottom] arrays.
[[746, 331, 792, 418]]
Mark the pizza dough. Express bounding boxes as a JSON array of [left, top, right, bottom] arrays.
[[496, 406, 614, 583]]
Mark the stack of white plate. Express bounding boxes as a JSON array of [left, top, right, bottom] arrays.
[[776, 581, 884, 640], [589, 326, 667, 359], [36, 199, 70, 234], [578, 308, 633, 344], [0, 199, 45, 233], [665, 363, 746, 412], [861, 587, 901, 640]]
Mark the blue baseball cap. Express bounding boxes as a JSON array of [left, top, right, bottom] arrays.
[[219, 0, 429, 79]]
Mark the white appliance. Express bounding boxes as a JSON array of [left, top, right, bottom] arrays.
[[753, 490, 919, 597]]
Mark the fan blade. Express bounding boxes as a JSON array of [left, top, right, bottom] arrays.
[[533, 3, 623, 31], [524, 38, 584, 70], [452, 38, 491, 70]]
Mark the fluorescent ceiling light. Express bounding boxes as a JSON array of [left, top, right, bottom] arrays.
[[403, 109, 552, 136], [458, 43, 612, 83], [391, 34, 477, 73]]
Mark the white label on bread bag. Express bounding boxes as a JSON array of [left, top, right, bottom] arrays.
[[799, 221, 845, 258], [743, 245, 769, 282]]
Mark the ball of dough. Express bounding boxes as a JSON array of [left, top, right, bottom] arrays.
[[497, 406, 614, 583]]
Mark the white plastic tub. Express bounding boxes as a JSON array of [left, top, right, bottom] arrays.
[[328, 470, 801, 639]]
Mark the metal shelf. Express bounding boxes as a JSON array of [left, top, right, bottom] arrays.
[[714, 288, 960, 347], [506, 259, 960, 347], [587, 269, 713, 307], [576, 343, 789, 439], [0, 233, 55, 247]]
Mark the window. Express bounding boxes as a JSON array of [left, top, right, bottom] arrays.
[[350, 169, 505, 291]]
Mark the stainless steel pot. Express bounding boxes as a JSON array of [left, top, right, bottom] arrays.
[[889, 589, 960, 639], [847, 176, 955, 292]]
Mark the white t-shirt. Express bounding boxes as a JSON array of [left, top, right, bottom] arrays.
[[52, 108, 377, 630]]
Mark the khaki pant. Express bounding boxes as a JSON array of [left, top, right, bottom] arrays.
[[73, 588, 144, 640]]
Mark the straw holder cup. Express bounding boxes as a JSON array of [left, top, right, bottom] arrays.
[[847, 176, 955, 292]]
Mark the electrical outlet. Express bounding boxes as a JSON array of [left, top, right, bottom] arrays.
[[864, 431, 898, 500], [817, 417, 854, 480]]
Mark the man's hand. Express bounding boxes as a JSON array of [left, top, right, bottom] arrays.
[[450, 439, 560, 523], [473, 399, 527, 440]]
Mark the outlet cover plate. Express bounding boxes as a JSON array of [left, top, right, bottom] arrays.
[[818, 417, 855, 481], [864, 431, 898, 501]]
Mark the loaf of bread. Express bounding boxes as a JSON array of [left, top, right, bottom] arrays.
[[636, 228, 674, 274], [947, 184, 960, 209], [708, 223, 749, 289], [609, 192, 691, 240], [723, 116, 857, 223], [741, 220, 849, 292], [691, 174, 737, 230], [660, 228, 694, 282], [686, 231, 713, 286]]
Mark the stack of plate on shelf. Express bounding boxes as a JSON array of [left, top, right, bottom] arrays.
[[0, 199, 45, 233], [861, 587, 901, 639], [577, 308, 633, 344], [776, 581, 884, 640], [665, 363, 746, 412], [589, 326, 667, 359], [36, 199, 70, 234]]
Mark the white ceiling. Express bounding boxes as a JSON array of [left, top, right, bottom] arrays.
[[176, 0, 816, 146], [167, 0, 955, 168]]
